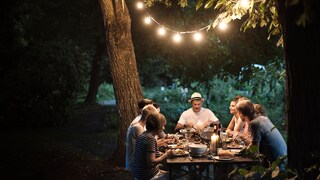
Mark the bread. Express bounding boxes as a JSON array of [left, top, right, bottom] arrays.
[[218, 150, 235, 159]]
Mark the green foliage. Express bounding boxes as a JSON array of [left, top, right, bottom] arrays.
[[1, 39, 89, 126], [229, 145, 289, 179], [0, 0, 103, 127], [96, 83, 115, 101], [132, 60, 285, 134]]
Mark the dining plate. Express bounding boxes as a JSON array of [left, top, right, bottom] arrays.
[[173, 149, 189, 157], [168, 144, 184, 149], [227, 144, 244, 149], [179, 128, 196, 134], [214, 156, 234, 161], [229, 149, 242, 155]]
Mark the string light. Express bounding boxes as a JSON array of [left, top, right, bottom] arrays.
[[158, 27, 166, 36], [218, 22, 228, 30], [240, 0, 250, 9], [173, 33, 182, 43], [136, 2, 144, 9], [136, 1, 231, 43], [144, 16, 152, 24], [193, 32, 203, 41]]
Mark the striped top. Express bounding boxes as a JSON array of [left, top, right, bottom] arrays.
[[132, 131, 159, 180]]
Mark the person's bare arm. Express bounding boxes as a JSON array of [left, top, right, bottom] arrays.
[[174, 123, 184, 132], [157, 138, 172, 147], [226, 116, 235, 135], [146, 150, 174, 167]]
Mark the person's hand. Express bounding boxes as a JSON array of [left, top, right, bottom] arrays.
[[226, 130, 234, 137], [232, 131, 239, 139], [186, 121, 194, 129], [165, 149, 174, 158], [204, 121, 212, 127], [157, 138, 171, 147], [195, 122, 205, 132]]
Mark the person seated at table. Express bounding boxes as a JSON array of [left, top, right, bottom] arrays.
[[130, 98, 154, 126], [174, 92, 219, 132], [226, 95, 247, 137], [132, 112, 174, 180], [125, 104, 158, 172], [235, 103, 267, 145], [156, 113, 174, 154], [254, 103, 266, 116], [236, 100, 287, 172]]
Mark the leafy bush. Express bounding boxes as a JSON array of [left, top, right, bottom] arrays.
[[1, 39, 89, 126], [96, 82, 115, 101], [96, 61, 285, 136], [140, 60, 286, 135]]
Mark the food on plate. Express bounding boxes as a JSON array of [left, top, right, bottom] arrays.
[[226, 138, 233, 143], [174, 149, 187, 156], [218, 149, 235, 159], [179, 128, 196, 134], [227, 142, 243, 148], [168, 144, 177, 148]]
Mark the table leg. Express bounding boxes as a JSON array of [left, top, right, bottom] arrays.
[[169, 165, 172, 180]]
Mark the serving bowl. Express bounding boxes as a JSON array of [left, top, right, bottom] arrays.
[[189, 143, 207, 156]]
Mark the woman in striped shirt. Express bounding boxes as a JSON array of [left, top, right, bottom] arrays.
[[133, 112, 174, 180]]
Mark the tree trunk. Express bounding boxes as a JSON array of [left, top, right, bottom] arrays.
[[100, 0, 143, 166], [281, 0, 320, 178], [84, 37, 105, 105]]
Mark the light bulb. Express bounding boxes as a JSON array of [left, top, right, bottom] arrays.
[[158, 27, 166, 36], [144, 16, 151, 24], [193, 32, 202, 41], [173, 34, 182, 43], [136, 2, 144, 9], [240, 0, 250, 9], [218, 22, 228, 30]]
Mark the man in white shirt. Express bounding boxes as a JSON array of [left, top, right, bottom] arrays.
[[174, 92, 219, 132]]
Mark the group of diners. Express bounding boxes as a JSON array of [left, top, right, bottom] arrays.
[[125, 92, 287, 179]]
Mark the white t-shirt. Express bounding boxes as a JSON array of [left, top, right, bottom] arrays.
[[125, 122, 144, 172], [130, 115, 147, 131], [130, 115, 141, 126], [178, 107, 219, 128]]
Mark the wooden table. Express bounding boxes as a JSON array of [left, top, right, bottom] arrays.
[[167, 153, 261, 180]]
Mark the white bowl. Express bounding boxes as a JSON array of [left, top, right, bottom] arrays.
[[189, 144, 207, 155]]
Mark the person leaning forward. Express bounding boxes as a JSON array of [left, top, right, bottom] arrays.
[[174, 92, 219, 132]]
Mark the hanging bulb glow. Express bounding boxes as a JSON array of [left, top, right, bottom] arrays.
[[240, 0, 250, 9], [136, 2, 144, 9], [193, 32, 202, 41], [144, 16, 152, 24], [218, 21, 228, 30], [158, 27, 166, 36], [173, 33, 182, 43]]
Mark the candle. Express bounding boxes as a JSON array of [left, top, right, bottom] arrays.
[[210, 134, 219, 154]]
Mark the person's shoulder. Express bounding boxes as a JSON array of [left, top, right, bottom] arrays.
[[182, 108, 193, 114], [202, 107, 214, 113], [256, 115, 269, 121]]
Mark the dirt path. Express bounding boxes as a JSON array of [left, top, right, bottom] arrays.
[[0, 105, 133, 180]]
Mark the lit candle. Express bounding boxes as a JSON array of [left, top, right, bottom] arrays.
[[210, 134, 219, 155]]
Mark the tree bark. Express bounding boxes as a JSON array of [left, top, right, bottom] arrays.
[[281, 0, 320, 178], [100, 0, 143, 166], [84, 37, 105, 105]]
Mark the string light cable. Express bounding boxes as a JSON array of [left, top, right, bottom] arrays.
[[135, 0, 253, 43], [136, 1, 218, 43]]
